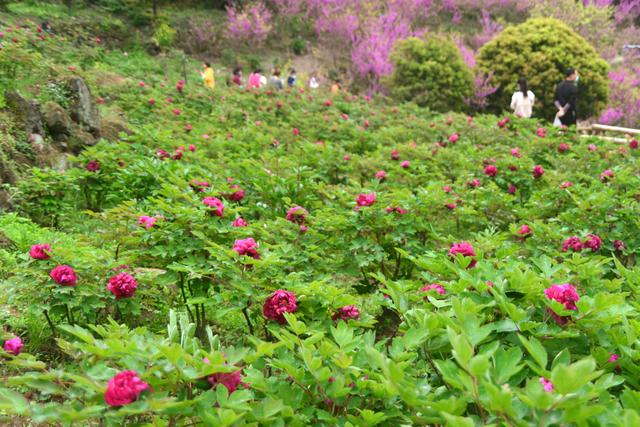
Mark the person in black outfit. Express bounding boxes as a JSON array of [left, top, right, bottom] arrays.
[[554, 68, 579, 127]]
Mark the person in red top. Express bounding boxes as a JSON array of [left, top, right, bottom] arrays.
[[232, 66, 242, 86]]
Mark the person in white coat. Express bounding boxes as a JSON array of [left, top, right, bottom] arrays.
[[510, 78, 535, 118]]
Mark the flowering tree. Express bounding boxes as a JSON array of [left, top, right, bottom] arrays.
[[226, 1, 273, 44]]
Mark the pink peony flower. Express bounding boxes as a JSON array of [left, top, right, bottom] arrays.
[[3, 336, 23, 355], [390, 149, 400, 160], [190, 179, 210, 192], [560, 181, 573, 189], [155, 149, 170, 160], [533, 165, 544, 179], [539, 377, 553, 392], [138, 81, 146, 88], [232, 217, 248, 227], [517, 225, 532, 238], [208, 370, 243, 394], [233, 238, 259, 259], [203, 197, 224, 217], [583, 234, 602, 252], [343, 155, 351, 161], [188, 144, 196, 152], [467, 179, 481, 188], [184, 124, 192, 133], [375, 170, 387, 181], [511, 147, 521, 158], [536, 127, 546, 138], [108, 272, 137, 299], [333, 305, 360, 321], [449, 242, 477, 268], [401, 160, 410, 169], [172, 108, 181, 116], [630, 139, 638, 149], [443, 185, 453, 193], [104, 371, 150, 407], [86, 160, 100, 172], [562, 236, 583, 252], [138, 215, 157, 229], [355, 193, 376, 208], [600, 169, 614, 182], [421, 283, 446, 295], [588, 144, 597, 152], [445, 203, 456, 210], [508, 184, 517, 194], [544, 283, 579, 325], [448, 133, 459, 143], [613, 240, 625, 251], [286, 206, 308, 225], [483, 165, 497, 177], [293, 128, 300, 136], [148, 98, 155, 106], [608, 353, 619, 363], [30, 244, 51, 260], [50, 265, 77, 287], [263, 290, 298, 323], [558, 143, 570, 153]]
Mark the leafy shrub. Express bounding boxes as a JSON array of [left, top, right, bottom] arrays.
[[291, 36, 306, 55], [386, 35, 474, 112], [477, 18, 610, 120], [153, 22, 177, 49], [178, 18, 224, 55]]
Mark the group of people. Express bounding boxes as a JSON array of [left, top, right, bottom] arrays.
[[200, 62, 344, 94], [510, 67, 579, 126], [202, 60, 580, 126], [200, 62, 330, 92]]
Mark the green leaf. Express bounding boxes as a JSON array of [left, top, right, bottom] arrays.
[[518, 335, 547, 369], [0, 388, 30, 415], [550, 358, 601, 394]]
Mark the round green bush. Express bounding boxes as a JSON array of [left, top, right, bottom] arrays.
[[386, 35, 474, 112], [477, 18, 609, 121]]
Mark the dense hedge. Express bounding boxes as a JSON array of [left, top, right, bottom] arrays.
[[477, 18, 609, 121], [387, 35, 474, 112]]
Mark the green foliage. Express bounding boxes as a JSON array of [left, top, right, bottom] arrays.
[[386, 35, 474, 112], [477, 18, 610, 120], [154, 22, 177, 49], [291, 36, 306, 55]]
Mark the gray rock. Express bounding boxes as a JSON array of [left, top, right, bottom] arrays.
[[67, 77, 101, 135], [43, 101, 73, 138], [68, 124, 97, 153], [4, 90, 45, 135]]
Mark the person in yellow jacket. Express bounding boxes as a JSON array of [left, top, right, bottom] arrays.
[[201, 62, 215, 89]]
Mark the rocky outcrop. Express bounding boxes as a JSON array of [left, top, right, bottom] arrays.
[[43, 101, 73, 139], [5, 90, 45, 135], [68, 77, 101, 136], [100, 116, 132, 141]]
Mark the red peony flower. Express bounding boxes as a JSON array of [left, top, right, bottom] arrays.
[[263, 290, 298, 323], [232, 217, 248, 227], [533, 165, 544, 179], [421, 283, 446, 295], [333, 305, 360, 321], [448, 242, 477, 268], [3, 336, 23, 355], [203, 197, 224, 217], [30, 244, 52, 260], [286, 206, 308, 225], [561, 236, 583, 252], [233, 238, 259, 259], [483, 165, 497, 177], [86, 160, 100, 172], [583, 234, 602, 252], [50, 265, 77, 287], [544, 283, 579, 325], [108, 272, 138, 299], [104, 371, 150, 407]]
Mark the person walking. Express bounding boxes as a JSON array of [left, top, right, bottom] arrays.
[[231, 66, 243, 87], [287, 69, 297, 88], [554, 68, 579, 127], [269, 69, 284, 90], [510, 78, 535, 118], [248, 69, 262, 89], [201, 62, 215, 90]]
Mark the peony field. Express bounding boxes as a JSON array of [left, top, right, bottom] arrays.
[[1, 1, 639, 426]]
